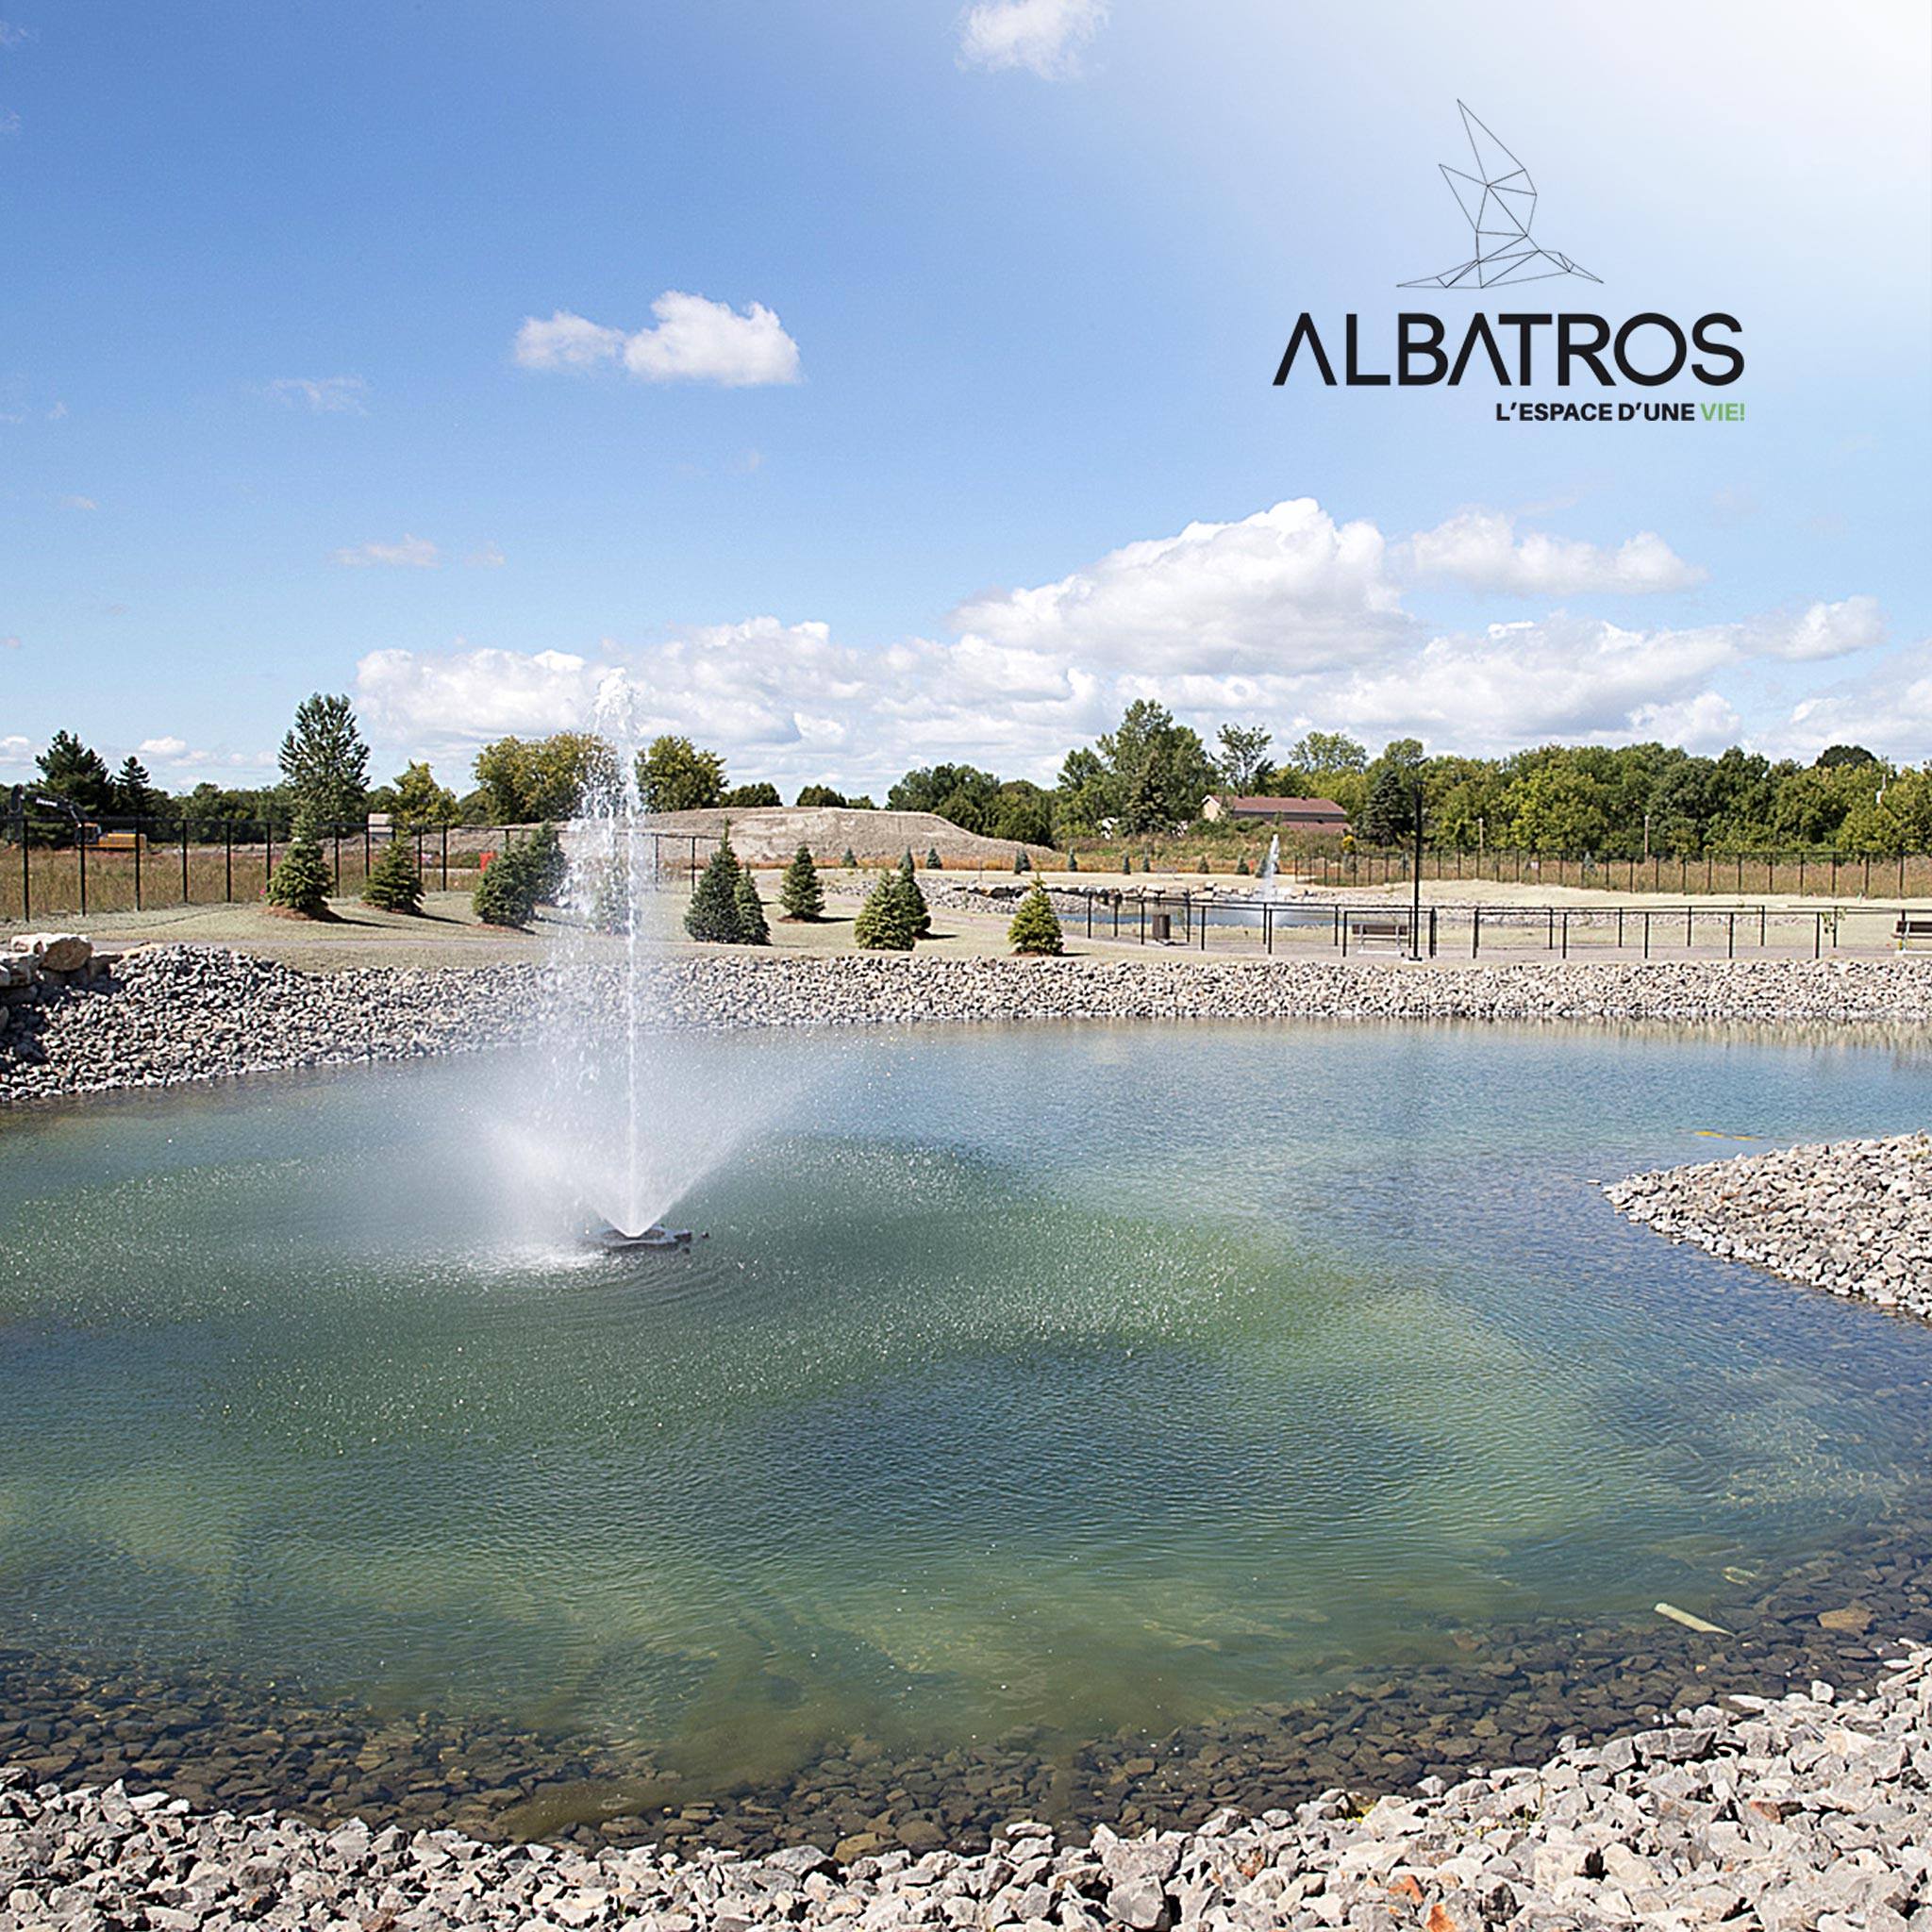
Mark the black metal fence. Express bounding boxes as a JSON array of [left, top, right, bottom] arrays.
[[0, 819, 729, 924], [1277, 846, 1932, 901], [1052, 888, 1932, 961]]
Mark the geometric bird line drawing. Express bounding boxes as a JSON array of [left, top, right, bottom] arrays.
[[1400, 101, 1601, 288]]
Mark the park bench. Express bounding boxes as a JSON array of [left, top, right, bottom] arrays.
[[1346, 917, 1408, 952], [1895, 915, 1932, 953]]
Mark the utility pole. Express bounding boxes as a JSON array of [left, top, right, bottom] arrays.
[[1410, 780, 1425, 962], [1643, 811, 1653, 862]]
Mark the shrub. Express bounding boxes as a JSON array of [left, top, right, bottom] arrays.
[[362, 834, 424, 914], [1013, 848, 1030, 873], [841, 847, 858, 868], [925, 846, 942, 871], [733, 867, 771, 945], [1008, 882, 1063, 956], [473, 842, 541, 927], [1235, 854, 1251, 876], [685, 836, 746, 943], [779, 843, 824, 920], [526, 821, 568, 905], [1067, 850, 1079, 872], [266, 819, 332, 917], [854, 870, 916, 949], [896, 852, 931, 936]]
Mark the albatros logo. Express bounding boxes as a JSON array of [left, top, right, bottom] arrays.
[[1401, 101, 1599, 290], [1272, 103, 1745, 414]]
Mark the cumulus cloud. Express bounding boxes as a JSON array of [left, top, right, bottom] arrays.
[[139, 736, 188, 758], [331, 533, 440, 569], [0, 734, 33, 766], [352, 494, 1897, 785], [467, 542, 507, 569], [514, 292, 801, 387], [952, 498, 1407, 676], [1745, 594, 1886, 662], [958, 0, 1108, 77], [269, 375, 369, 414], [1405, 509, 1706, 596], [1761, 641, 1932, 761]]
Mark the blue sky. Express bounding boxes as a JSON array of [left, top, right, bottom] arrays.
[[3, 0, 1928, 795]]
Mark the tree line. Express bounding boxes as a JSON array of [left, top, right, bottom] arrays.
[[17, 693, 1931, 859]]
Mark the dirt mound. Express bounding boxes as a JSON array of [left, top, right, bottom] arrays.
[[632, 807, 1055, 868]]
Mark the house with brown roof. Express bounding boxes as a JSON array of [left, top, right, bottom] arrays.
[[1200, 794, 1350, 833]]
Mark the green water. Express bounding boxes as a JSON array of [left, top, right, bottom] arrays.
[[2, 1022, 1930, 1804]]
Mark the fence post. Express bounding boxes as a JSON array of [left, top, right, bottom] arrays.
[[1265, 902, 1274, 956], [1642, 910, 1650, 958], [181, 821, 189, 904], [1685, 906, 1692, 950], [1814, 911, 1822, 959], [20, 829, 28, 923], [1560, 909, 1568, 958], [134, 820, 143, 910], [1471, 907, 1480, 958], [1759, 906, 1767, 947], [1727, 912, 1735, 958], [1428, 906, 1438, 958], [1618, 908, 1624, 949], [225, 823, 233, 901], [78, 831, 87, 916], [441, 823, 450, 892]]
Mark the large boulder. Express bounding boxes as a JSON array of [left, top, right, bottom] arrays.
[[10, 932, 92, 974]]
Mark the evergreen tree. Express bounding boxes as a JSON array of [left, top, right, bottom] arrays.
[[114, 755, 160, 822], [925, 846, 942, 870], [525, 821, 568, 905], [362, 834, 424, 913], [841, 847, 858, 868], [35, 729, 115, 821], [279, 692, 371, 829], [1008, 883, 1063, 956], [1013, 848, 1030, 873], [732, 868, 771, 944], [684, 836, 745, 942], [1121, 851, 1134, 874], [779, 843, 824, 920], [896, 851, 931, 935], [1066, 850, 1079, 872], [473, 842, 541, 927], [1235, 854, 1251, 875], [266, 817, 333, 917], [854, 870, 916, 949]]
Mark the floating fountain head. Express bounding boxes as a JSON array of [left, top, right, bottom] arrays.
[[584, 1221, 694, 1254]]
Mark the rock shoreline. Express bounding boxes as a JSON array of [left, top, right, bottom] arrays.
[[6, 944, 1932, 1106], [5, 1649, 1928, 1931], [1605, 1133, 1932, 1322]]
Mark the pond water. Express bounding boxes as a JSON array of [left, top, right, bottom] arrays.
[[3, 1021, 1930, 1846]]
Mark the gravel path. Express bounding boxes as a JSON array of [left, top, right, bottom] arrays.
[[4, 1650, 1927, 1931], [1605, 1133, 1932, 1321], [6, 944, 1932, 1105]]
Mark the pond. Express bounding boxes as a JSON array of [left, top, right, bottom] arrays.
[[3, 1021, 1930, 1849]]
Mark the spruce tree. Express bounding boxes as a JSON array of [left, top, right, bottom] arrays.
[[362, 834, 424, 913], [473, 843, 540, 927], [1008, 882, 1063, 956], [841, 847, 858, 869], [1013, 848, 1030, 873], [1235, 854, 1251, 876], [684, 836, 745, 943], [265, 818, 333, 917], [854, 870, 915, 950], [526, 821, 568, 905], [1067, 850, 1079, 872], [925, 846, 942, 871], [733, 867, 770, 945], [779, 843, 824, 920], [896, 851, 931, 936]]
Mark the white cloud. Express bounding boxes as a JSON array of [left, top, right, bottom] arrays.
[[137, 736, 189, 759], [467, 542, 507, 569], [352, 495, 1898, 786], [331, 533, 441, 569], [1761, 641, 1932, 761], [1, 633, 19, 650], [269, 375, 369, 414], [0, 734, 33, 766], [60, 493, 97, 511], [0, 22, 29, 47], [952, 497, 1407, 676], [0, 109, 19, 137], [1405, 509, 1706, 596], [958, 0, 1108, 77], [1745, 594, 1886, 662], [514, 292, 801, 387]]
